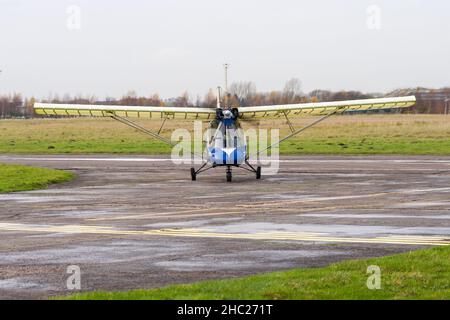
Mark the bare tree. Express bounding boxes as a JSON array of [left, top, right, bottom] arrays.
[[283, 78, 302, 103], [202, 88, 217, 108], [229, 81, 256, 106], [171, 91, 191, 108]]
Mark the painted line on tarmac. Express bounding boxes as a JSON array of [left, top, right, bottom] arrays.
[[1, 156, 449, 165], [0, 223, 449, 246], [238, 188, 450, 208]]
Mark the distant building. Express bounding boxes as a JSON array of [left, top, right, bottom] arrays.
[[386, 88, 450, 114]]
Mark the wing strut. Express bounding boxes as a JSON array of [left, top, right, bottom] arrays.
[[252, 108, 344, 158], [109, 113, 175, 146], [108, 113, 205, 160], [283, 111, 296, 133], [158, 117, 168, 135]]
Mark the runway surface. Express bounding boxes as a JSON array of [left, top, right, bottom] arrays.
[[0, 155, 449, 299]]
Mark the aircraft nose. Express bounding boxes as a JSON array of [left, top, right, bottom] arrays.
[[223, 110, 232, 118]]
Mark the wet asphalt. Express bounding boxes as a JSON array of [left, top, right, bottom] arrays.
[[0, 155, 449, 299]]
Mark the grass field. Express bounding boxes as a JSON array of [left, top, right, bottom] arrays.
[[0, 163, 74, 193], [65, 245, 450, 300], [1, 115, 449, 155]]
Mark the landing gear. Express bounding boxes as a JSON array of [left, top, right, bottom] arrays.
[[243, 160, 262, 180], [190, 163, 260, 182], [190, 163, 212, 181], [256, 166, 262, 180], [226, 167, 232, 182]]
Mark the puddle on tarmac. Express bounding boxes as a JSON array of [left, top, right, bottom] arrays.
[[188, 195, 224, 199], [336, 182, 374, 186], [388, 202, 450, 208], [0, 194, 94, 204], [253, 194, 386, 202], [41, 210, 119, 218], [0, 277, 55, 290], [263, 177, 303, 182], [302, 173, 386, 178], [26, 233, 71, 238], [0, 241, 194, 265], [255, 194, 317, 200], [299, 213, 450, 220], [202, 222, 450, 237], [144, 217, 243, 229], [154, 249, 345, 271], [80, 184, 133, 190]]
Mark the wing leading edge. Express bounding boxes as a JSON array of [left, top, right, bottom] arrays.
[[34, 103, 217, 120], [238, 96, 416, 119]]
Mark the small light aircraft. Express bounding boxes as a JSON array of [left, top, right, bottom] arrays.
[[34, 67, 416, 182]]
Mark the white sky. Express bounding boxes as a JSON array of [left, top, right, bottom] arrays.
[[0, 0, 449, 99]]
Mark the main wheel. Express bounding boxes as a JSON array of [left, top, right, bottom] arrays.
[[226, 170, 232, 182], [191, 168, 197, 181], [256, 166, 262, 180]]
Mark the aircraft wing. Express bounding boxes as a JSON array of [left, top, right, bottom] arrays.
[[34, 96, 416, 120], [238, 96, 416, 119], [33, 103, 217, 120]]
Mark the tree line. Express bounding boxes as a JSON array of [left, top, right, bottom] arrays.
[[0, 79, 449, 118]]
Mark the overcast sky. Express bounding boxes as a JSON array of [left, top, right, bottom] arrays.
[[0, 0, 449, 99]]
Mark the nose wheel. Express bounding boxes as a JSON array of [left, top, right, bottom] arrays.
[[256, 166, 261, 180], [226, 167, 232, 182]]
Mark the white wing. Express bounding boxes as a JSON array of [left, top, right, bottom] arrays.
[[34, 103, 217, 120], [238, 96, 416, 119], [34, 96, 416, 121]]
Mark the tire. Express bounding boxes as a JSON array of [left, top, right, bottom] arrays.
[[191, 168, 197, 181], [256, 166, 262, 180], [226, 171, 232, 182]]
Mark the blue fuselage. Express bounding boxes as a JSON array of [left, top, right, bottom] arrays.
[[207, 118, 246, 166]]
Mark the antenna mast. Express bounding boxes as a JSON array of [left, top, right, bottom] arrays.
[[224, 63, 229, 94], [223, 63, 230, 109], [216, 87, 222, 109]]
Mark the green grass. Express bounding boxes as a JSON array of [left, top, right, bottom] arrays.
[[0, 163, 74, 193], [280, 138, 450, 155], [1, 115, 449, 155], [64, 246, 450, 300]]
